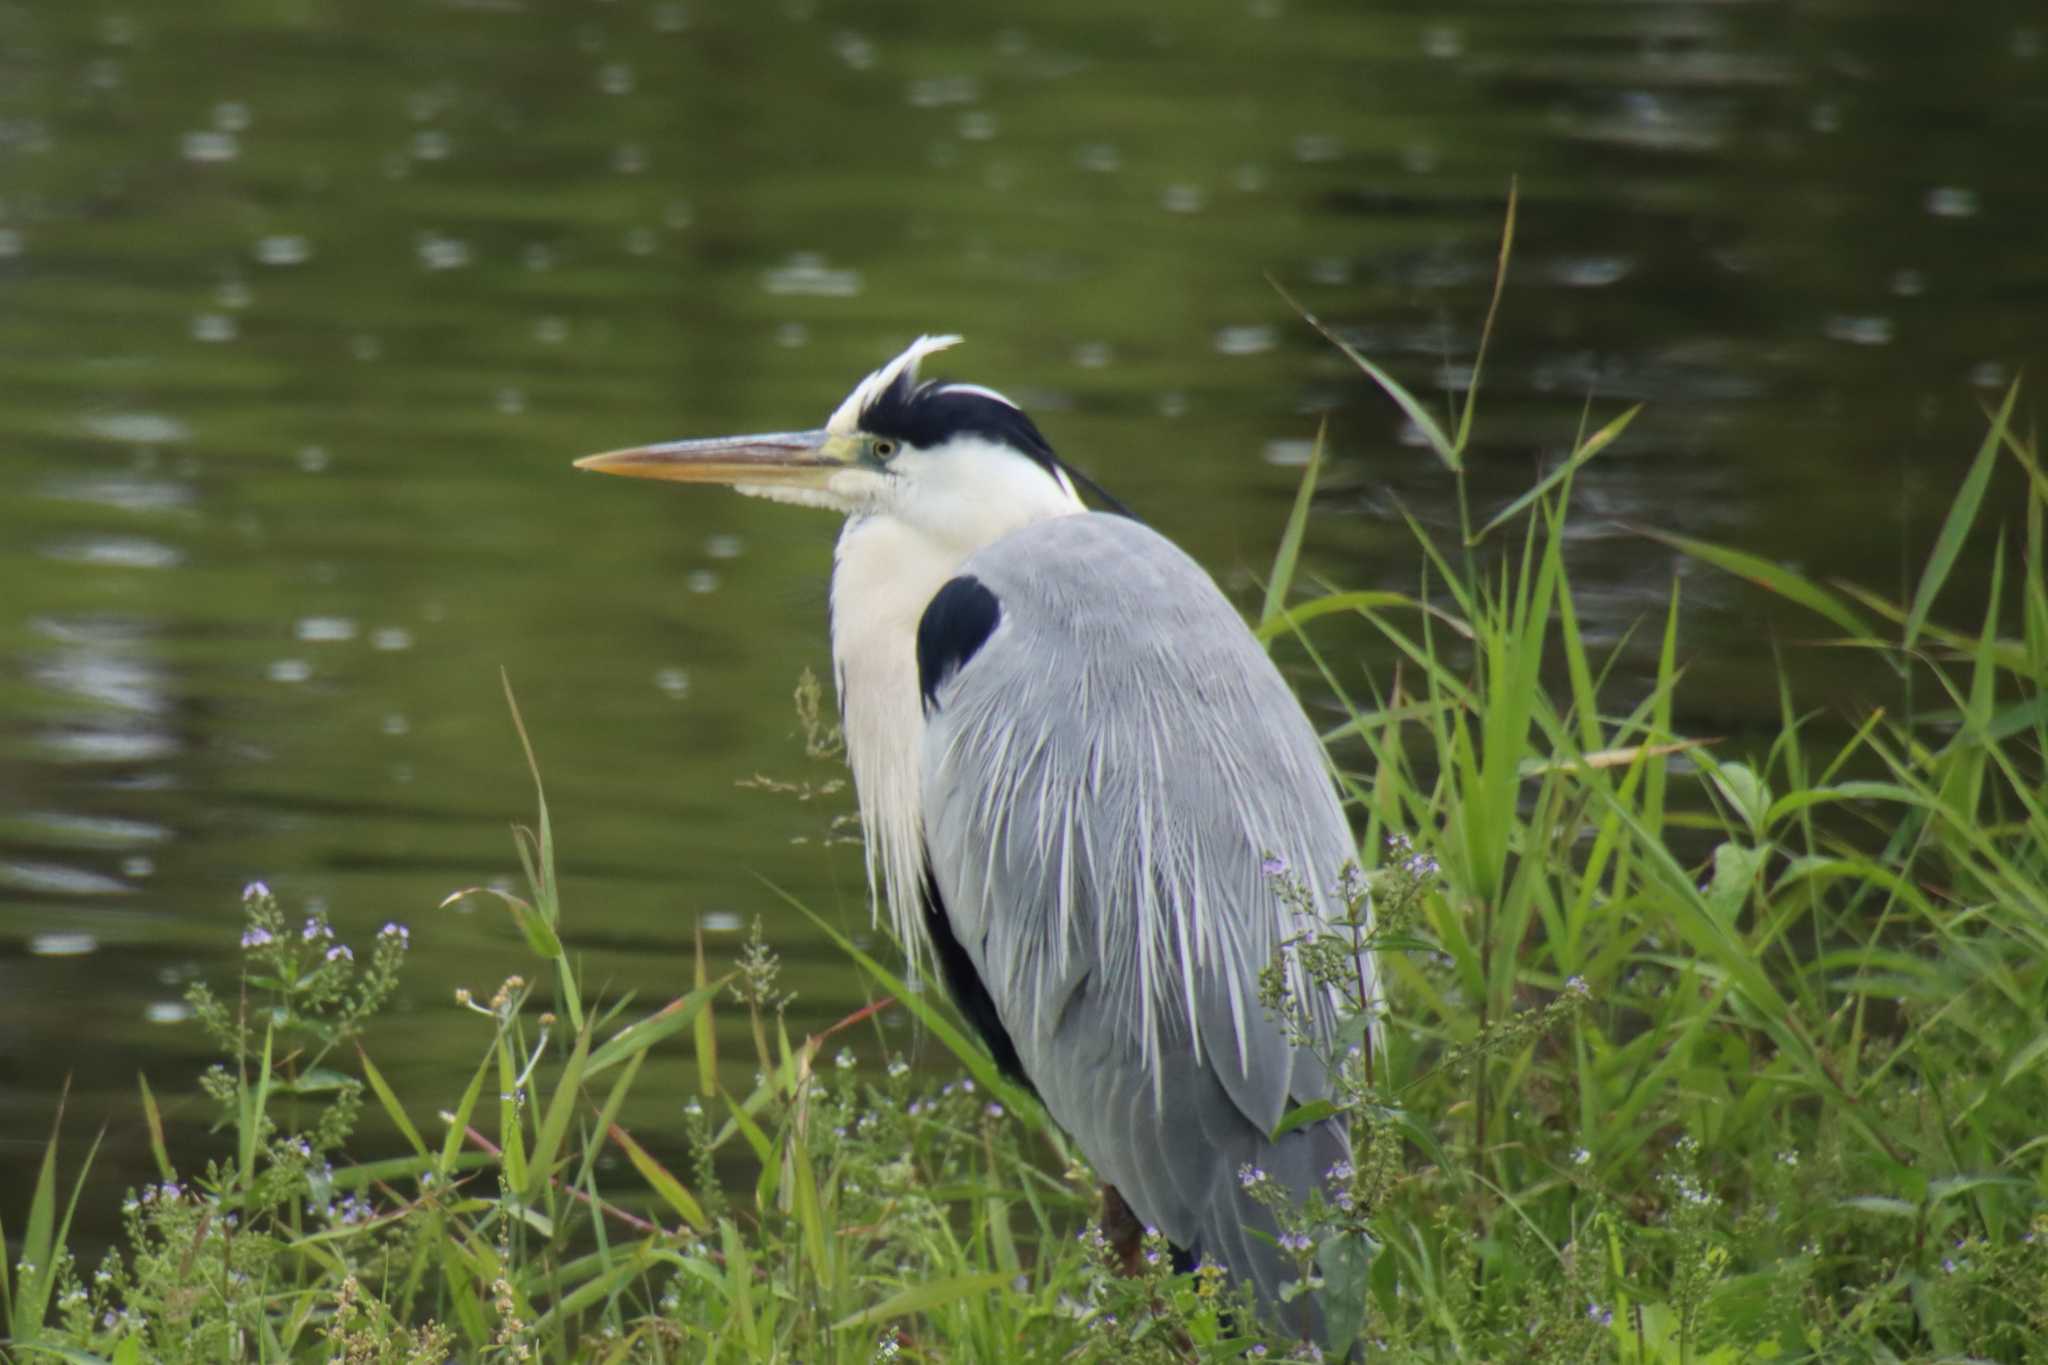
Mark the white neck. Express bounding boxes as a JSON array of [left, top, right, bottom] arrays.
[[828, 441, 1083, 953]]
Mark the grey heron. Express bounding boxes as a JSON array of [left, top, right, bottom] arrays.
[[575, 335, 1367, 1340]]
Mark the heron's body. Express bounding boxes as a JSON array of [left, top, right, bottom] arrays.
[[576, 336, 1368, 1341], [916, 513, 1354, 1318]]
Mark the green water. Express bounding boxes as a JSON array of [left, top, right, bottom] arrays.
[[1, 1, 2042, 1226]]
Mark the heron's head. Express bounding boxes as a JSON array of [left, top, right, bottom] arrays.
[[576, 336, 1101, 545]]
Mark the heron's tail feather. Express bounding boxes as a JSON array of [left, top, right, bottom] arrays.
[[1179, 1112, 1349, 1344]]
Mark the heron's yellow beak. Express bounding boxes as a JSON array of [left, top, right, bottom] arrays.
[[573, 428, 849, 488]]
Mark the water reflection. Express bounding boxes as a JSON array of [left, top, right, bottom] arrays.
[[29, 931, 100, 957]]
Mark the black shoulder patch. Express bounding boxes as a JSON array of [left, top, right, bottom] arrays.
[[916, 575, 1001, 716]]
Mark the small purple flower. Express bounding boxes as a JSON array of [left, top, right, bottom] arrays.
[[985, 1102, 1004, 1119], [379, 922, 410, 944], [241, 926, 274, 949], [242, 880, 271, 902], [1278, 1230, 1313, 1254], [1238, 1163, 1264, 1188], [1588, 1302, 1614, 1326], [303, 917, 333, 942], [1260, 855, 1287, 878], [326, 944, 353, 963]]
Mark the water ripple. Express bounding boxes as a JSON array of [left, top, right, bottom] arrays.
[[31, 651, 165, 713], [42, 537, 184, 570], [38, 476, 195, 514], [0, 859, 133, 896]]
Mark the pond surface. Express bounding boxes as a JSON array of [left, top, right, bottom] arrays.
[[2, 0, 2042, 1230]]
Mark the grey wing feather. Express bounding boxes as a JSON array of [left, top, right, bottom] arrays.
[[919, 512, 1366, 1332]]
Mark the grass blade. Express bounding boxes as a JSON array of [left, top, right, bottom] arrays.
[[356, 1044, 429, 1158], [136, 1072, 174, 1184], [523, 1013, 594, 1202], [1636, 526, 1879, 640], [1253, 589, 1423, 644], [1470, 403, 1640, 545], [1453, 176, 1517, 455], [607, 1120, 708, 1230], [1260, 417, 1324, 636], [832, 1272, 1013, 1331], [775, 888, 1045, 1130], [584, 972, 731, 1078], [1270, 276, 1460, 470], [1905, 378, 2018, 650], [694, 918, 719, 1100]]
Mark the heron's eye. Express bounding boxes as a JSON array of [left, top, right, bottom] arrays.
[[872, 438, 899, 461]]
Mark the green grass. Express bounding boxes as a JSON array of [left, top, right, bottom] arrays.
[[5, 206, 2047, 1361]]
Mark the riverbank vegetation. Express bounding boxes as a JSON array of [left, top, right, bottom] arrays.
[[6, 226, 2045, 1362]]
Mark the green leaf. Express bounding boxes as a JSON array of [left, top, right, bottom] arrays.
[[1839, 1196, 1917, 1219], [831, 1272, 1014, 1330], [531, 1242, 663, 1332], [440, 884, 563, 961], [278, 1066, 357, 1095], [2002, 1029, 2048, 1086], [1270, 1098, 1340, 1139], [327, 1152, 493, 1192], [1927, 1174, 2026, 1204], [1706, 760, 1772, 836], [13, 1346, 123, 1364], [1703, 842, 1766, 923], [1317, 1229, 1378, 1359]]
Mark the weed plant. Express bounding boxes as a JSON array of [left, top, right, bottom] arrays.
[[5, 201, 2046, 1361]]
